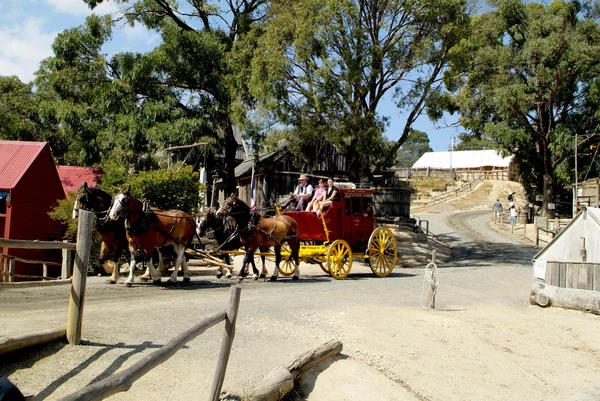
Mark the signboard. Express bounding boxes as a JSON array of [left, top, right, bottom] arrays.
[[535, 195, 543, 201], [534, 260, 547, 279], [577, 188, 584, 197], [548, 203, 555, 210]]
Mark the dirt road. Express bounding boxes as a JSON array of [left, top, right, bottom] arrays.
[[2, 211, 599, 401]]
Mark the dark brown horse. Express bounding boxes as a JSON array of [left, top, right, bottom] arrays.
[[73, 183, 170, 285], [216, 194, 300, 281], [196, 209, 270, 279], [108, 187, 196, 286]]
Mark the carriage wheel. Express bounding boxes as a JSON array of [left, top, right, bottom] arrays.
[[367, 227, 397, 277], [278, 242, 297, 276], [327, 240, 353, 280], [318, 262, 330, 275]]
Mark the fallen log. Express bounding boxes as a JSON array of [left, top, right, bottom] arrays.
[[530, 282, 600, 315], [248, 339, 343, 401], [0, 327, 66, 356]]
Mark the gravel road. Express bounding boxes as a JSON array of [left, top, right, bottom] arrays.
[[1, 211, 599, 401]]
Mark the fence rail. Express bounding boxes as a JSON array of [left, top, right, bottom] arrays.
[[0, 210, 94, 352], [59, 286, 242, 401]]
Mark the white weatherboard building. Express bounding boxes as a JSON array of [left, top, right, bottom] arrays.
[[411, 149, 514, 181], [533, 207, 600, 292]]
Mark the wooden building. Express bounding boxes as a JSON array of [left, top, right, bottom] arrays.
[[0, 141, 66, 278], [412, 150, 514, 181], [533, 207, 600, 292]]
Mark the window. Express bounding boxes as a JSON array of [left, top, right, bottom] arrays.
[[0, 192, 7, 215]]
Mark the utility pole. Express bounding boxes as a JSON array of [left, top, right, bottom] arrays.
[[574, 134, 578, 217]]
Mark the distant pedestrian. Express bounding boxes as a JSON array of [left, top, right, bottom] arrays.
[[509, 201, 518, 226], [493, 199, 503, 222]]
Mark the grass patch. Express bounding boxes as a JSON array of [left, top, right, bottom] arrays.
[[410, 177, 454, 192]]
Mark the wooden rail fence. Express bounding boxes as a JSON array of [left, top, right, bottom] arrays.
[[0, 210, 94, 352], [59, 285, 242, 401]]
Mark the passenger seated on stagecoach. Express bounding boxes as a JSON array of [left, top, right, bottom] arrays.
[[316, 177, 339, 216], [306, 178, 327, 213], [278, 174, 313, 211]]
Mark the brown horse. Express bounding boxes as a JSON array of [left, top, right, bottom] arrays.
[[216, 194, 300, 281], [108, 187, 195, 286], [196, 209, 270, 279], [73, 183, 169, 284]]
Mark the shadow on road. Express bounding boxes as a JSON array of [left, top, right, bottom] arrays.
[[446, 241, 536, 268]]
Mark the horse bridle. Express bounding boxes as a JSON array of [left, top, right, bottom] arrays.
[[113, 191, 131, 216]]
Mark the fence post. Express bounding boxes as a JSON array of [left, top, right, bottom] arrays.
[[536, 228, 539, 249], [500, 213, 504, 230], [43, 264, 48, 280], [62, 241, 73, 279], [510, 220, 514, 234], [8, 258, 15, 282], [522, 222, 526, 240], [67, 210, 94, 345], [210, 285, 242, 401]]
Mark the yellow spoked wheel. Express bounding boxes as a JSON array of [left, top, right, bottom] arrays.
[[326, 240, 353, 280], [278, 242, 296, 276], [367, 227, 397, 277]]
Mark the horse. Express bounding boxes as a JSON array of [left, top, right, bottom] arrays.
[[108, 187, 196, 286], [72, 183, 170, 284], [216, 194, 300, 281], [196, 209, 270, 280]]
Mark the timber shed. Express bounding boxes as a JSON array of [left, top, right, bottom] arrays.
[[533, 207, 600, 292], [0, 141, 65, 279], [412, 150, 514, 181]]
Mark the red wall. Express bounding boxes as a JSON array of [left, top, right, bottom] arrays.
[[8, 147, 65, 278]]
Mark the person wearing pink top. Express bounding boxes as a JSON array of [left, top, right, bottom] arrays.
[[306, 179, 327, 212]]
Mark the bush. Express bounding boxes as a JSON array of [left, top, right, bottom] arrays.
[[127, 166, 202, 214]]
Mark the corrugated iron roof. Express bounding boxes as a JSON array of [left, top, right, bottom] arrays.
[[57, 166, 104, 194], [412, 150, 513, 169], [235, 148, 290, 178], [0, 140, 47, 189]]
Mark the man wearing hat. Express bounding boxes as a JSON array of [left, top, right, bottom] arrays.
[[279, 174, 313, 211]]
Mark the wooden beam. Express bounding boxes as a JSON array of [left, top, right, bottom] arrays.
[[59, 311, 227, 401], [163, 142, 208, 151], [0, 238, 76, 250], [0, 253, 61, 266], [67, 210, 94, 345], [210, 285, 242, 401], [0, 279, 72, 288], [0, 327, 66, 356]]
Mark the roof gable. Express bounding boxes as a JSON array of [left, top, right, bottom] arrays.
[[0, 141, 47, 189], [57, 166, 104, 194], [412, 150, 513, 169]]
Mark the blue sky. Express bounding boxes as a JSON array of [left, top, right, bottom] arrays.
[[0, 0, 460, 152]]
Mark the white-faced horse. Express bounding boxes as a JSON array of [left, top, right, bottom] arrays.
[[108, 187, 195, 286]]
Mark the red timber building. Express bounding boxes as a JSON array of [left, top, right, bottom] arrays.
[[0, 141, 66, 278]]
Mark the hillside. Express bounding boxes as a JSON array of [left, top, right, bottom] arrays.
[[411, 179, 526, 214]]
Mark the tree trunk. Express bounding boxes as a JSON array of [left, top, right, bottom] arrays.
[[222, 120, 239, 195], [530, 282, 600, 315]]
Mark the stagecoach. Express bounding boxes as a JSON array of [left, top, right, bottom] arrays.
[[275, 187, 398, 279]]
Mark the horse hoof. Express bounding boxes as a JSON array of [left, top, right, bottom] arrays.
[[165, 280, 176, 286], [152, 279, 162, 285], [140, 276, 149, 282], [237, 276, 244, 283], [216, 272, 223, 279], [253, 276, 258, 281], [126, 282, 132, 287], [292, 276, 299, 281], [259, 274, 266, 279], [225, 274, 232, 279], [269, 276, 278, 282], [105, 279, 116, 284], [183, 277, 191, 283]]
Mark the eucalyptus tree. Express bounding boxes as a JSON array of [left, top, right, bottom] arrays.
[[395, 129, 432, 167], [443, 0, 600, 215], [248, 0, 470, 181], [41, 0, 269, 191]]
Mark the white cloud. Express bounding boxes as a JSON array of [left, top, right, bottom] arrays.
[[0, 17, 57, 83], [120, 22, 161, 48], [45, 0, 119, 16]]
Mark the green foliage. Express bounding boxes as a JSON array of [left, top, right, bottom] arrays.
[[395, 130, 433, 168], [453, 133, 494, 151], [128, 166, 202, 213], [443, 0, 600, 212], [48, 196, 78, 240]]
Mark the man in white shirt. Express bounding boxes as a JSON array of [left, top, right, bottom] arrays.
[[278, 174, 314, 211]]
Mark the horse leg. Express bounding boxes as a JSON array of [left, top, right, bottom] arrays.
[[291, 241, 300, 281], [125, 254, 137, 287], [145, 255, 162, 285], [166, 245, 185, 285], [224, 254, 232, 278], [100, 242, 118, 284], [259, 247, 268, 278], [157, 248, 169, 276], [250, 256, 260, 281], [181, 252, 191, 283], [270, 247, 281, 281], [238, 252, 253, 282]]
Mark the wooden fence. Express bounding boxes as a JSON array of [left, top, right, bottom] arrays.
[[59, 285, 242, 401], [0, 210, 94, 350]]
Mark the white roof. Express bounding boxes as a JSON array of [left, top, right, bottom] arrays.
[[412, 150, 513, 169]]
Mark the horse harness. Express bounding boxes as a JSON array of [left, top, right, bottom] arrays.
[[244, 213, 297, 247], [125, 202, 178, 248]]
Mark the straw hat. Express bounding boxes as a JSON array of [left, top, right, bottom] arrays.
[[298, 174, 309, 180]]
